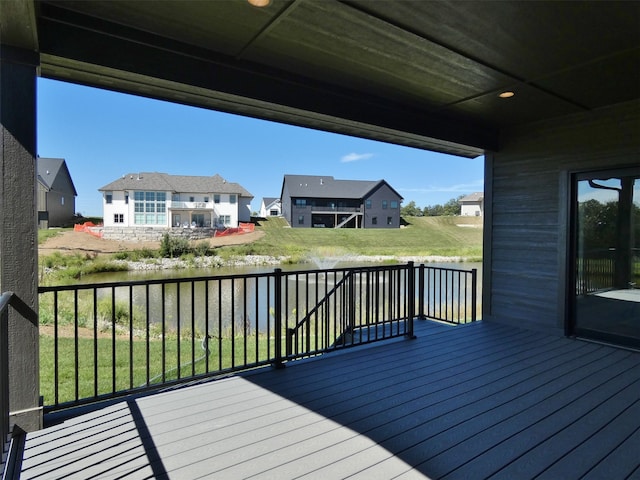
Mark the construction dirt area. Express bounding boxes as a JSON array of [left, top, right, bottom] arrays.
[[38, 229, 265, 256]]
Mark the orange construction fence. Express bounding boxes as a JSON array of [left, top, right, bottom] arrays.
[[213, 222, 255, 237], [74, 222, 104, 238]]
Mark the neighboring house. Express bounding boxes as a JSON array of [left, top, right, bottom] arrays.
[[259, 197, 281, 217], [99, 172, 252, 229], [37, 157, 77, 228], [280, 175, 403, 228], [459, 192, 484, 216]]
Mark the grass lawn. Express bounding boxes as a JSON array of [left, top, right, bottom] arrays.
[[230, 216, 483, 260], [40, 333, 275, 406]]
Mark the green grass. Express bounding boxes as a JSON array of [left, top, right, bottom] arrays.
[[38, 227, 71, 244], [40, 333, 275, 406], [239, 216, 483, 260]]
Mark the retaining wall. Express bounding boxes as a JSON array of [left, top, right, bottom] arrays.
[[102, 227, 216, 242]]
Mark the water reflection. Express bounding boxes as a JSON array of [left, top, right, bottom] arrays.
[[85, 261, 482, 335]]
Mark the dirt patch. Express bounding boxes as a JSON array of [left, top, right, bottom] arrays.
[[39, 229, 265, 256]]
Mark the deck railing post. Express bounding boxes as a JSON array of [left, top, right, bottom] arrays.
[[406, 262, 416, 339], [418, 263, 425, 319], [272, 268, 285, 368], [471, 268, 478, 322]]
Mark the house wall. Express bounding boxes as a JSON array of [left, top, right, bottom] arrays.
[[45, 189, 75, 227], [238, 196, 252, 223], [46, 166, 76, 226], [37, 181, 48, 228], [281, 183, 293, 226], [484, 100, 640, 335], [102, 190, 137, 227], [103, 190, 246, 228], [363, 183, 402, 228], [461, 201, 483, 216]]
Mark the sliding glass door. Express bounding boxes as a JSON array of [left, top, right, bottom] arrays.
[[572, 167, 640, 348]]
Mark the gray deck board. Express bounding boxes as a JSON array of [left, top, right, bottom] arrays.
[[20, 321, 640, 479]]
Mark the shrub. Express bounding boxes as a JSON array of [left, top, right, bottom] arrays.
[[160, 234, 190, 258]]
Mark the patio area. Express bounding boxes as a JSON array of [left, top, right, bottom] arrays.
[[19, 320, 640, 479]]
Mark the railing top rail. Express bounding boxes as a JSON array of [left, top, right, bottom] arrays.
[[0, 291, 37, 323], [421, 265, 477, 274], [37, 263, 415, 293], [0, 292, 14, 315]]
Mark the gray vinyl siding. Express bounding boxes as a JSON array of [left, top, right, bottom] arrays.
[[363, 183, 402, 229], [484, 100, 640, 335]]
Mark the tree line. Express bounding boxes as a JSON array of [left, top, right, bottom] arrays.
[[401, 195, 464, 217]]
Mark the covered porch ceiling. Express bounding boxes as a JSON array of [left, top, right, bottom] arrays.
[[2, 0, 639, 158]]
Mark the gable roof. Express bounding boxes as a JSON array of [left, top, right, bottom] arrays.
[[261, 197, 280, 207], [99, 172, 252, 198], [37, 157, 78, 196], [459, 192, 484, 203], [282, 175, 402, 201]]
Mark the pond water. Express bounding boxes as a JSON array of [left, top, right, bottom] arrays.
[[76, 260, 483, 334], [84, 260, 482, 284]]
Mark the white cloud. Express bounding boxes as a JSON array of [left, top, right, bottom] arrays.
[[341, 152, 374, 163]]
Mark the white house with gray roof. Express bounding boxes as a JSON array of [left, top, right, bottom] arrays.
[[459, 192, 484, 217], [281, 175, 403, 228], [99, 172, 252, 230]]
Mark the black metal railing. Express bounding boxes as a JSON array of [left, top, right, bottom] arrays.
[[37, 263, 477, 412], [286, 264, 416, 359], [418, 265, 478, 324]]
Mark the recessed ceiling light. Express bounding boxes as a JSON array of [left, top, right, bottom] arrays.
[[499, 91, 515, 98], [248, 0, 271, 6]]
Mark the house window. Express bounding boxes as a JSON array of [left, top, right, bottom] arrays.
[[105, 192, 113, 204], [189, 196, 195, 202], [218, 215, 230, 226], [387, 216, 393, 225], [134, 191, 167, 225], [204, 196, 209, 203], [230, 194, 236, 204], [390, 200, 398, 209], [114, 214, 124, 223], [382, 200, 388, 209], [270, 209, 278, 216], [372, 216, 377, 225], [61, 197, 64, 205], [295, 198, 307, 207], [298, 215, 304, 225], [125, 192, 129, 204], [365, 199, 371, 209], [214, 194, 220, 203]]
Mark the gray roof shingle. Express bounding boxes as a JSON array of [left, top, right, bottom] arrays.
[[282, 175, 402, 200], [99, 172, 252, 198]]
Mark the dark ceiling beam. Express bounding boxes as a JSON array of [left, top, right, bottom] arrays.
[[36, 4, 497, 156]]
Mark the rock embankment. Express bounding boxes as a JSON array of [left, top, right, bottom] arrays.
[[114, 255, 286, 271], [115, 254, 469, 271]]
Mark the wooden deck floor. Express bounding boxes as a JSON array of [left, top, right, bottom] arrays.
[[20, 321, 640, 479]]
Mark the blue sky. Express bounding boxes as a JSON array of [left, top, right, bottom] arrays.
[[37, 78, 484, 217]]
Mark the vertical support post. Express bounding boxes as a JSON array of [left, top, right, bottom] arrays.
[[471, 268, 478, 322], [418, 263, 425, 319], [347, 271, 355, 338], [272, 268, 285, 368], [0, 45, 42, 433], [406, 262, 416, 339]]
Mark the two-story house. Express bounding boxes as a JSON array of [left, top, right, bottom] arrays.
[[280, 175, 403, 228], [99, 172, 252, 231], [37, 157, 77, 228]]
